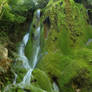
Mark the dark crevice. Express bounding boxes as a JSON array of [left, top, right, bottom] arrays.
[[74, 0, 81, 3], [60, 1, 63, 6], [43, 16, 51, 28], [87, 9, 92, 25], [31, 79, 37, 83], [24, 89, 31, 92], [43, 16, 51, 38]]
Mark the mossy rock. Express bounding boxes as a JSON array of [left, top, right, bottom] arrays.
[[29, 85, 47, 92], [12, 60, 28, 83], [37, 49, 92, 91], [31, 68, 53, 92]]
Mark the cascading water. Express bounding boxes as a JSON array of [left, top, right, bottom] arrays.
[[53, 82, 59, 92], [4, 9, 60, 92], [18, 9, 41, 87], [4, 9, 41, 92], [18, 33, 30, 70]]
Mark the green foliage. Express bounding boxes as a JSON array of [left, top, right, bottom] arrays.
[[1, 0, 92, 92], [32, 68, 53, 92], [0, 0, 49, 23], [37, 48, 92, 91], [29, 85, 46, 92], [0, 0, 26, 23], [37, 0, 92, 92]]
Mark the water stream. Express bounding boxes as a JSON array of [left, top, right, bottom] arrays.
[[18, 9, 41, 87], [4, 9, 60, 92], [18, 33, 30, 70], [4, 9, 41, 91]]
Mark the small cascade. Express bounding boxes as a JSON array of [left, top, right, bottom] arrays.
[[4, 9, 41, 92], [53, 82, 60, 92], [18, 33, 30, 70], [18, 9, 41, 87], [19, 68, 33, 87], [4, 8, 60, 92]]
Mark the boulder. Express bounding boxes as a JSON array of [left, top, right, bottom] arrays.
[[0, 45, 12, 73]]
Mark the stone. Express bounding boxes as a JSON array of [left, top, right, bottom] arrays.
[[0, 45, 8, 59]]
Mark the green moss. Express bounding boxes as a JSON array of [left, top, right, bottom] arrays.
[[31, 68, 53, 92], [12, 60, 27, 83], [1, 0, 92, 92], [36, 1, 92, 92], [25, 35, 33, 60], [17, 89, 24, 92], [29, 85, 47, 92], [41, 0, 91, 54], [37, 48, 92, 91]]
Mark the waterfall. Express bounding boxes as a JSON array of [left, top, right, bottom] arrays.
[[18, 33, 30, 70], [53, 82, 59, 92], [4, 9, 60, 92], [4, 9, 41, 92], [18, 9, 41, 87]]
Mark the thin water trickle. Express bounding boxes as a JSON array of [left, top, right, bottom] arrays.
[[18, 9, 41, 87], [18, 33, 30, 70], [53, 82, 59, 92], [13, 72, 17, 85], [18, 68, 33, 87], [23, 33, 29, 46], [86, 39, 92, 45], [37, 9, 41, 19]]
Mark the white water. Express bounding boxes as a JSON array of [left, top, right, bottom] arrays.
[[13, 72, 18, 85], [86, 39, 92, 46], [4, 9, 41, 92], [18, 33, 30, 70], [53, 82, 59, 92], [4, 9, 60, 92], [18, 9, 41, 87]]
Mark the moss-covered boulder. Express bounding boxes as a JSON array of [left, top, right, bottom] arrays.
[[31, 68, 53, 92]]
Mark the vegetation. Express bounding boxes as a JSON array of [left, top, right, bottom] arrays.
[[0, 0, 92, 92]]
